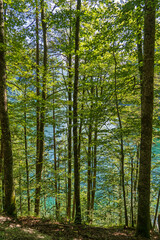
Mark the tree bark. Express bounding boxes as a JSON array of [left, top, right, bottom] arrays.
[[136, 0, 156, 237], [19, 165, 22, 216], [130, 155, 134, 227], [87, 85, 94, 223], [67, 56, 72, 220], [87, 118, 92, 223], [133, 143, 139, 224], [0, 0, 16, 217], [152, 189, 160, 231], [91, 121, 97, 217], [24, 85, 30, 215], [137, 28, 143, 93], [73, 0, 81, 224], [35, 0, 40, 216], [53, 87, 59, 220], [67, 6, 72, 218], [35, 0, 47, 216]]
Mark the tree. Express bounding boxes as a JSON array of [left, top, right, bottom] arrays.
[[73, 0, 81, 224], [113, 51, 128, 227], [53, 87, 59, 219], [35, 0, 47, 216], [136, 0, 156, 237], [67, 0, 73, 220], [0, 0, 16, 217], [24, 84, 31, 215]]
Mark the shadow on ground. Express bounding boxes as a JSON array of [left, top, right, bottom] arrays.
[[0, 216, 159, 240]]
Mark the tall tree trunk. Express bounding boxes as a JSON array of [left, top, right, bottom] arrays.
[[130, 155, 134, 227], [87, 85, 94, 223], [91, 121, 97, 217], [73, 0, 81, 224], [35, 0, 47, 216], [24, 86, 30, 215], [72, 87, 84, 220], [113, 52, 128, 227], [67, 7, 72, 218], [136, 0, 156, 237], [35, 0, 40, 216], [67, 59, 72, 220], [87, 119, 92, 223], [0, 0, 16, 217], [53, 87, 59, 220]]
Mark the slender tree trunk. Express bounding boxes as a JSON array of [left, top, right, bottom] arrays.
[[35, 0, 40, 216], [91, 122, 97, 217], [73, 0, 81, 224], [43, 167, 46, 216], [67, 12, 72, 218], [87, 120, 92, 222], [136, 0, 156, 237], [35, 0, 47, 216], [91, 86, 98, 214], [0, 0, 16, 217], [133, 143, 139, 224], [24, 85, 31, 215], [71, 88, 84, 220], [72, 193, 75, 220], [78, 87, 85, 159], [19, 165, 22, 216], [113, 52, 128, 227], [130, 156, 134, 227], [72, 87, 84, 220], [87, 85, 94, 223], [152, 189, 160, 231], [67, 63, 72, 219], [58, 153, 60, 213], [53, 87, 59, 220]]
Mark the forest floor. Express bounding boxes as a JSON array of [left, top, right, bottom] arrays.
[[0, 215, 159, 240]]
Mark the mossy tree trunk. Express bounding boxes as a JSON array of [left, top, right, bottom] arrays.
[[0, 0, 16, 217]]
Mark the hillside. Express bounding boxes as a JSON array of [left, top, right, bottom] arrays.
[[0, 216, 159, 240]]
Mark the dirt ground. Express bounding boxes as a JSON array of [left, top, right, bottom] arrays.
[[0, 215, 160, 240]]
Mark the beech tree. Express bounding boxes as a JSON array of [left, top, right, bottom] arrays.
[[136, 0, 156, 237], [0, 0, 16, 217], [35, 0, 47, 216], [73, 0, 81, 224]]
